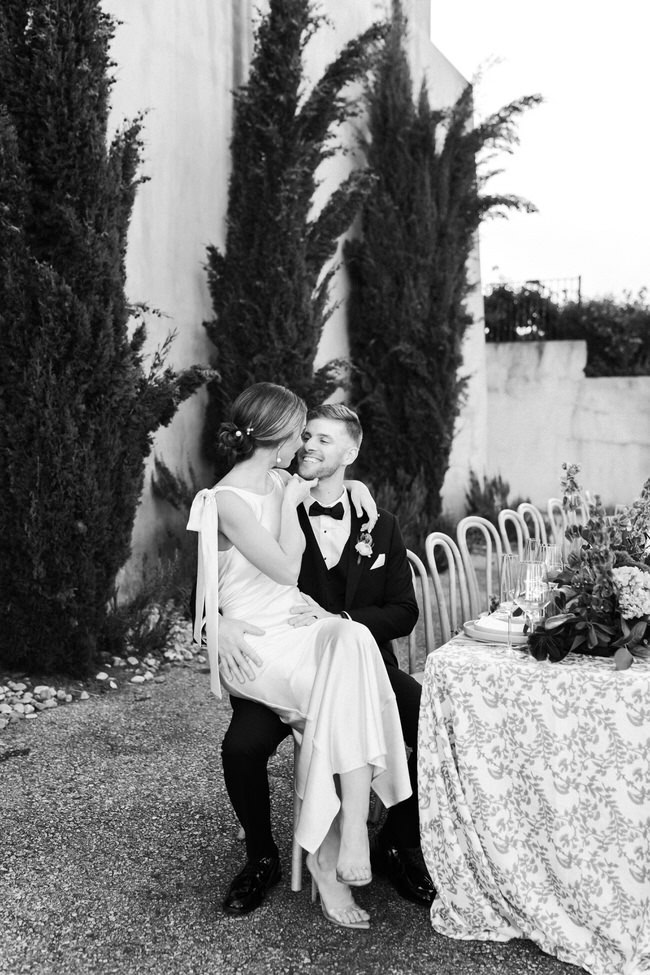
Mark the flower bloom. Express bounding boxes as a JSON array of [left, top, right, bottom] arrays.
[[612, 566, 650, 619]]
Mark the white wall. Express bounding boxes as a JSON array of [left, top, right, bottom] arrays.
[[103, 0, 480, 594], [486, 341, 650, 507]]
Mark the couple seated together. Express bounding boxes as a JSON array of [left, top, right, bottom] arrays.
[[187, 382, 433, 930]]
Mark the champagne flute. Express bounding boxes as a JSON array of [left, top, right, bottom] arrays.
[[513, 560, 550, 636], [500, 554, 519, 648]]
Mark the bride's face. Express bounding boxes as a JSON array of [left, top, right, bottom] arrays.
[[275, 420, 305, 468]]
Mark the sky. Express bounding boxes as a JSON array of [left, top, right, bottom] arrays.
[[429, 1, 650, 301]]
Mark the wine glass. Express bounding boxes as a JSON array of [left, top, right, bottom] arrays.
[[540, 543, 563, 584], [513, 560, 550, 636], [522, 538, 541, 561], [499, 554, 519, 648]]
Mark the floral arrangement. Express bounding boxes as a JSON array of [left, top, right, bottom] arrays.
[[528, 464, 650, 668]]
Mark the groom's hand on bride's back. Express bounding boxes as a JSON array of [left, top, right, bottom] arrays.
[[219, 618, 265, 684]]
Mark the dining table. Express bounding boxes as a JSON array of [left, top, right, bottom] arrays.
[[418, 630, 650, 975]]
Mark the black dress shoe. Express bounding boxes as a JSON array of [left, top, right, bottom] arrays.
[[370, 835, 435, 907], [222, 854, 281, 916]]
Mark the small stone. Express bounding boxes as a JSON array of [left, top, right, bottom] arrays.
[[65, 694, 73, 703], [95, 672, 109, 681], [130, 675, 145, 684], [33, 685, 51, 697], [142, 671, 154, 682], [0, 718, 8, 730], [23, 704, 35, 714], [9, 681, 28, 692], [24, 713, 39, 720], [42, 699, 57, 710], [108, 681, 117, 690], [153, 676, 166, 684], [196, 654, 206, 664], [127, 656, 139, 667], [12, 702, 25, 714], [56, 690, 67, 701], [79, 691, 89, 701], [0, 703, 12, 715]]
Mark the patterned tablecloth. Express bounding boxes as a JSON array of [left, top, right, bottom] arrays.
[[418, 634, 650, 975]]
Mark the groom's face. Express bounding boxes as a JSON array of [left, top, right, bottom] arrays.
[[297, 418, 359, 480]]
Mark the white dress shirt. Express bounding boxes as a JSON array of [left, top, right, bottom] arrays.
[[303, 490, 350, 569]]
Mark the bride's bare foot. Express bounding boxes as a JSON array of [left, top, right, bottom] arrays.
[[336, 816, 372, 887], [306, 852, 370, 929]]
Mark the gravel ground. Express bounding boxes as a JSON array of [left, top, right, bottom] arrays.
[[0, 659, 582, 975]]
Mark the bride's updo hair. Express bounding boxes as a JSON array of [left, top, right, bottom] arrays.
[[217, 382, 307, 460]]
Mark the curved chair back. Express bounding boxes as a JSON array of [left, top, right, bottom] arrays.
[[424, 532, 471, 647], [456, 516, 504, 620], [547, 497, 566, 546], [517, 502, 548, 545], [497, 508, 530, 557], [405, 549, 435, 674]]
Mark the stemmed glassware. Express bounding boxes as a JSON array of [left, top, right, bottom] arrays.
[[500, 554, 519, 648], [522, 539, 542, 561], [512, 560, 550, 637], [540, 543, 563, 584]]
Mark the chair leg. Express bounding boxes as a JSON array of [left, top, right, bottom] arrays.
[[291, 740, 303, 891]]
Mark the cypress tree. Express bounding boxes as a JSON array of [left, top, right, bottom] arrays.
[[0, 2, 206, 675], [203, 0, 386, 467], [346, 4, 541, 549]]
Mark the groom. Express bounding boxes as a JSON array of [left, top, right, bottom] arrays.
[[218, 404, 434, 915]]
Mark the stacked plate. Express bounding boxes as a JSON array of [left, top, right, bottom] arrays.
[[462, 611, 528, 646]]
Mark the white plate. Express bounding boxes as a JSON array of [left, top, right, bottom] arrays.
[[462, 619, 528, 646]]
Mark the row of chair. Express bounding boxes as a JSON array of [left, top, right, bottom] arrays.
[[402, 496, 590, 668]]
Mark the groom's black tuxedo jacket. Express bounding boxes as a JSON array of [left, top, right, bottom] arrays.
[[297, 495, 418, 669]]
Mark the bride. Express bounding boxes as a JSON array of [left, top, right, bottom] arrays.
[[188, 382, 411, 929]]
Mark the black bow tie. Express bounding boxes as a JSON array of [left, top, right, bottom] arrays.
[[309, 500, 345, 520]]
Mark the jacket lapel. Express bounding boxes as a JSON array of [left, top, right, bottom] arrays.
[[344, 499, 366, 607]]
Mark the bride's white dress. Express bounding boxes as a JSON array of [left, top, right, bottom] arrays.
[[187, 470, 411, 853]]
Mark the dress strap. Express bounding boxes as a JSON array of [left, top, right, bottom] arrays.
[[186, 489, 221, 698]]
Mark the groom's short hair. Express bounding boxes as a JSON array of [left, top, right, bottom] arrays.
[[307, 403, 363, 447]]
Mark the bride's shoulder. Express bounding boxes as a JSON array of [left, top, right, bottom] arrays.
[[269, 469, 291, 486]]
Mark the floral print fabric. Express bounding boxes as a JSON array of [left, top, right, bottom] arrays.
[[418, 637, 650, 975]]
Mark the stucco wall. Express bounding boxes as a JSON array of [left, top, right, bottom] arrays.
[[103, 0, 481, 595], [486, 341, 650, 507]]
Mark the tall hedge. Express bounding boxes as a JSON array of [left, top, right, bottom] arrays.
[[346, 5, 541, 549], [0, 2, 205, 675], [203, 0, 386, 468]]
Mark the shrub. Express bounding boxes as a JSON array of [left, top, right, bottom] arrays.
[[0, 2, 206, 676], [345, 2, 541, 550], [203, 0, 386, 469]]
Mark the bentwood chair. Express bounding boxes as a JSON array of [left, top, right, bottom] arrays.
[[497, 508, 530, 558], [517, 502, 548, 545], [404, 549, 435, 679], [456, 516, 504, 619], [424, 532, 471, 646]]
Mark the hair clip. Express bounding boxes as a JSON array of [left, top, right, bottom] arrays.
[[246, 426, 254, 436], [234, 430, 242, 439]]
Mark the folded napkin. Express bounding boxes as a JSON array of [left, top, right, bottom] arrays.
[[474, 613, 525, 634]]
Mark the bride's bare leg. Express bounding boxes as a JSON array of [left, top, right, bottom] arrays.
[[305, 819, 370, 926], [336, 765, 372, 885]]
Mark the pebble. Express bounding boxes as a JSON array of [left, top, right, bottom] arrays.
[[0, 608, 198, 733]]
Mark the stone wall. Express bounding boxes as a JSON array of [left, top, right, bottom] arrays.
[[485, 341, 650, 508]]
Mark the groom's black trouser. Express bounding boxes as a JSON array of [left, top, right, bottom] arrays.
[[221, 662, 422, 861]]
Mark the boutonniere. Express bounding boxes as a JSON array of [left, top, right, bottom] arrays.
[[355, 530, 374, 564]]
